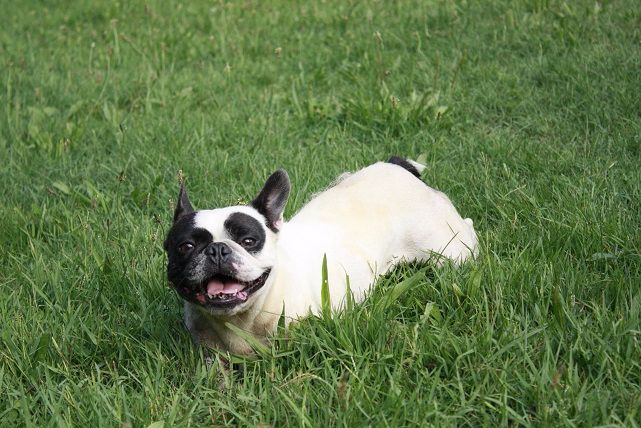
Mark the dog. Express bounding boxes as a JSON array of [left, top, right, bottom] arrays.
[[163, 157, 478, 354]]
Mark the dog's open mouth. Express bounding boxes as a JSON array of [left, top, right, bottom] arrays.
[[177, 270, 271, 308]]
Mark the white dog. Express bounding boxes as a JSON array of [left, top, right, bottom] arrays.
[[163, 157, 478, 354]]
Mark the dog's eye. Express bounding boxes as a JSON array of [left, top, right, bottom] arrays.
[[178, 242, 194, 254], [241, 237, 256, 247]]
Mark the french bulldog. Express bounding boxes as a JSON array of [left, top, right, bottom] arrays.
[[163, 157, 478, 354]]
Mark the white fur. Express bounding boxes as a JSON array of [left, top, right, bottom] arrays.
[[262, 161, 477, 319], [185, 161, 478, 354]]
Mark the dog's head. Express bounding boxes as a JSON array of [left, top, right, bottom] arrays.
[[163, 170, 290, 316]]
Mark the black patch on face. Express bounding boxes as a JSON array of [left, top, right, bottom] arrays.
[[387, 156, 422, 178], [164, 212, 223, 288], [164, 212, 206, 252], [224, 212, 266, 254]]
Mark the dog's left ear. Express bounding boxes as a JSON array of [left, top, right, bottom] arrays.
[[251, 169, 290, 231]]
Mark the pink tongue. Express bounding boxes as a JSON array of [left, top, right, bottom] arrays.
[[206, 279, 245, 296], [206, 279, 224, 295], [221, 282, 245, 294]]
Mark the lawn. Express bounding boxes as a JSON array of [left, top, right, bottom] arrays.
[[1, 0, 640, 425]]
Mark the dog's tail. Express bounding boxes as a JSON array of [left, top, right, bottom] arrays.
[[387, 156, 426, 178]]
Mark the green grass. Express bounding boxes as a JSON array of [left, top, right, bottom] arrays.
[[1, 0, 640, 425]]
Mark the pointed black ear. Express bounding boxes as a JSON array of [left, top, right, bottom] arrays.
[[173, 185, 194, 222], [251, 169, 290, 231]]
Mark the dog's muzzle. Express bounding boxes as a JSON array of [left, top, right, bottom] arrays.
[[172, 269, 271, 309]]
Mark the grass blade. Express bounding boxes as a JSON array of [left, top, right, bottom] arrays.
[[224, 322, 271, 358], [321, 254, 331, 320]]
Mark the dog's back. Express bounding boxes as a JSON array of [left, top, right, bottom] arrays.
[[272, 161, 478, 319]]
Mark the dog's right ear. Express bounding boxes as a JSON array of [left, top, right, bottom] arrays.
[[251, 169, 290, 232], [174, 185, 194, 222]]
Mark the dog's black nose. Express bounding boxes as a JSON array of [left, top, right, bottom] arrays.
[[206, 242, 232, 263]]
